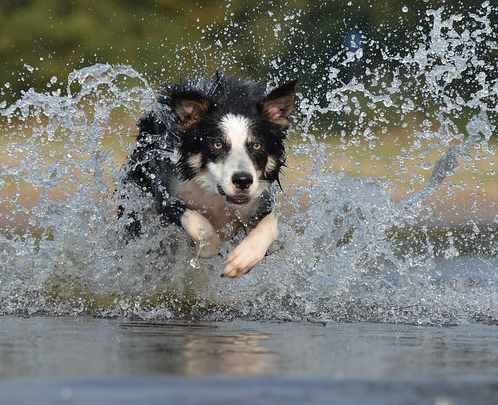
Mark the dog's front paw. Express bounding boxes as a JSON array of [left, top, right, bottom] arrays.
[[223, 236, 268, 278], [181, 210, 221, 258]]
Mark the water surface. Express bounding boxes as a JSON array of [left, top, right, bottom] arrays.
[[2, 317, 498, 379]]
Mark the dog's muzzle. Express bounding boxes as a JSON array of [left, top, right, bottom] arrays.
[[217, 184, 250, 205]]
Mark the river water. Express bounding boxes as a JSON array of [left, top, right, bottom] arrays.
[[2, 317, 498, 379], [1, 316, 498, 404]]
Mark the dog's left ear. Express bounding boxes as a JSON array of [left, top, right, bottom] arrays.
[[260, 80, 297, 128], [170, 91, 211, 132]]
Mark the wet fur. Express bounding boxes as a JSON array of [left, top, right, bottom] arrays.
[[120, 73, 296, 277]]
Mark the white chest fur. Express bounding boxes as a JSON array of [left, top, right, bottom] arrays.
[[173, 179, 257, 239]]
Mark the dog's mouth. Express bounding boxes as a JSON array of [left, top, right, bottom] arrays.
[[226, 194, 251, 205], [217, 184, 251, 206]]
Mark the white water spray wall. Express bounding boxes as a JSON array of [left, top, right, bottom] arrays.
[[0, 4, 497, 324]]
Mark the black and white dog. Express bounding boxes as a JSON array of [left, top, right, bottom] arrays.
[[120, 72, 296, 278]]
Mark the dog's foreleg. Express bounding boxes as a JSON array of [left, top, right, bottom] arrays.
[[223, 212, 278, 278], [181, 209, 221, 258]]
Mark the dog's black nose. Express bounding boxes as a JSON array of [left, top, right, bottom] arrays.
[[232, 172, 253, 190]]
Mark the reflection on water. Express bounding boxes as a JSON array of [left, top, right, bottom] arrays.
[[1, 317, 498, 380], [118, 322, 275, 376]]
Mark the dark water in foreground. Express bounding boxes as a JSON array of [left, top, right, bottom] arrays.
[[2, 317, 498, 379], [1, 317, 498, 404]]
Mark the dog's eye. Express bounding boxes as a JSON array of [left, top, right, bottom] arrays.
[[213, 142, 223, 150], [252, 143, 262, 151]]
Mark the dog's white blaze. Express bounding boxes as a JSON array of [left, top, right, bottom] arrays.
[[206, 113, 260, 198], [220, 113, 251, 144]]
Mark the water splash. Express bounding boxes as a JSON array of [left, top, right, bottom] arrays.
[[0, 7, 497, 325]]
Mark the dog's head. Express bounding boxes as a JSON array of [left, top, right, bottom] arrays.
[[166, 74, 296, 206]]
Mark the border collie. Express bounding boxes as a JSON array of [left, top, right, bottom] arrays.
[[120, 72, 296, 278]]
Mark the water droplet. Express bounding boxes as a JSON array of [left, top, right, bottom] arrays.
[[382, 97, 393, 107], [189, 258, 200, 269], [420, 162, 433, 170], [402, 6, 409, 13]]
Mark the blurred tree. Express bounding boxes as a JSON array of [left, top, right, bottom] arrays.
[[0, 0, 494, 117]]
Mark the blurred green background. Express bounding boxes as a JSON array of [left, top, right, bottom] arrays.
[[0, 0, 494, 97], [0, 0, 496, 235]]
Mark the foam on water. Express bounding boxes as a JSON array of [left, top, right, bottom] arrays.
[[0, 5, 497, 325]]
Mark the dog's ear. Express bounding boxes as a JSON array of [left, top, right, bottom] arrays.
[[170, 91, 210, 131], [260, 80, 297, 128]]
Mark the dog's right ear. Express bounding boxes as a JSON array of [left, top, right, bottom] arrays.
[[260, 80, 297, 129], [169, 91, 211, 132]]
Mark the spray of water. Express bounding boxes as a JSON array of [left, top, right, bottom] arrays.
[[0, 5, 497, 325]]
